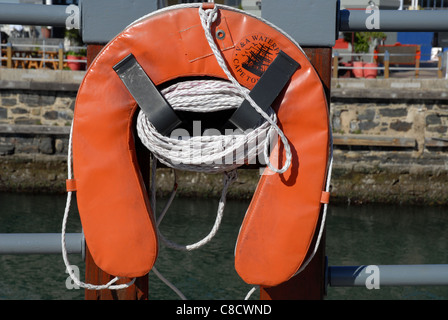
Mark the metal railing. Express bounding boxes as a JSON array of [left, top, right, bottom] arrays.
[[339, 9, 448, 32], [0, 42, 87, 70], [0, 233, 84, 257], [328, 264, 448, 287], [332, 51, 448, 79], [0, 232, 447, 289], [415, 0, 448, 10]]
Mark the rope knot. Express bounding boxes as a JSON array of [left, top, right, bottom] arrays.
[[199, 2, 218, 26]]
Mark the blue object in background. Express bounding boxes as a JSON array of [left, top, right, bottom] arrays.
[[397, 32, 434, 61]]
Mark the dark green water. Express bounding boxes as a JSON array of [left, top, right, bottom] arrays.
[[0, 192, 447, 300]]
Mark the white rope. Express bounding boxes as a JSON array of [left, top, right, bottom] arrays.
[[157, 170, 238, 251], [244, 286, 258, 300], [162, 80, 248, 112], [136, 80, 277, 174]]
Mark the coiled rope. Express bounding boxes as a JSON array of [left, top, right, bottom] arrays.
[[136, 80, 277, 174]]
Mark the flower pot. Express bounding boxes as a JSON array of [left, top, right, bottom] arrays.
[[352, 61, 364, 78], [364, 63, 378, 79], [67, 55, 81, 71]]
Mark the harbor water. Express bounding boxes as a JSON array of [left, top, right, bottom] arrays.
[[0, 192, 447, 300]]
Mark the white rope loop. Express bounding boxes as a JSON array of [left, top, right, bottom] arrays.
[[156, 169, 237, 252]]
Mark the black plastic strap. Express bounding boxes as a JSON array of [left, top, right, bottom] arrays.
[[227, 51, 300, 130], [113, 54, 182, 136]]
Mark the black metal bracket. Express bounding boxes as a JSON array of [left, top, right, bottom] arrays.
[[227, 51, 300, 130], [113, 53, 182, 136]]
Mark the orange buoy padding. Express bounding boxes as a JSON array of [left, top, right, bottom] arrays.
[[71, 4, 330, 286]]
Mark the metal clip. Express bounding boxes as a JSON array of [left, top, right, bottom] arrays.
[[113, 54, 182, 136]]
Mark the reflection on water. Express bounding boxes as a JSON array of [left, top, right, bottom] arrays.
[[0, 192, 447, 300]]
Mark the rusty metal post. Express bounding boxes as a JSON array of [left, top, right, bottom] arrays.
[[260, 47, 332, 300], [384, 50, 390, 79], [438, 52, 443, 79], [332, 51, 339, 79], [83, 44, 150, 300], [6, 43, 12, 68], [415, 46, 421, 79], [58, 43, 64, 70]]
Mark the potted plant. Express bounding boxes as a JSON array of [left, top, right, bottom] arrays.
[[345, 32, 368, 78], [66, 50, 81, 70], [344, 32, 386, 78], [64, 28, 86, 71]]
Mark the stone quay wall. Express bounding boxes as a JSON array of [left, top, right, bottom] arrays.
[[330, 79, 448, 205], [1, 70, 447, 205]]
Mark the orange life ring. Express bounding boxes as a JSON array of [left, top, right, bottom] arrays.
[[70, 3, 331, 287]]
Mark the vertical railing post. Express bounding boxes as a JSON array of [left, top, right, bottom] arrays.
[[58, 43, 64, 70], [332, 51, 339, 78], [444, 50, 448, 79], [42, 39, 46, 69], [6, 42, 12, 68], [384, 50, 390, 79], [415, 46, 420, 78], [260, 47, 331, 300], [438, 51, 443, 79], [83, 44, 149, 300]]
